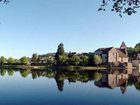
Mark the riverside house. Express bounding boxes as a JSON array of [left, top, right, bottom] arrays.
[[94, 42, 128, 64]]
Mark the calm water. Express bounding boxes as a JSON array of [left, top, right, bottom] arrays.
[[0, 69, 139, 105]]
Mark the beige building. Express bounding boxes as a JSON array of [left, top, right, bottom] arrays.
[[94, 42, 128, 64]]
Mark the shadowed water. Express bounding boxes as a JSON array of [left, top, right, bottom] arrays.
[[0, 68, 139, 105]]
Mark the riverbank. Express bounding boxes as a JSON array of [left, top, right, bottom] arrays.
[[0, 65, 128, 71]]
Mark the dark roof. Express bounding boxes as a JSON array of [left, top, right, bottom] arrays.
[[120, 41, 127, 49], [95, 47, 113, 53]]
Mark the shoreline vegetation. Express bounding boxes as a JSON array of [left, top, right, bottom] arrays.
[[0, 42, 139, 71]]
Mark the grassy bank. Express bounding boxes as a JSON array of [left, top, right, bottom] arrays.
[[0, 65, 46, 69]]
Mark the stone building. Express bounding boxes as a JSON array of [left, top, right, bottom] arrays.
[[94, 42, 128, 64]]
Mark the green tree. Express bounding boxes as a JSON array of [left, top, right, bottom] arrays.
[[135, 42, 140, 49], [55, 43, 65, 65], [37, 55, 42, 62], [93, 55, 102, 66], [69, 55, 80, 66], [80, 55, 89, 66], [58, 54, 69, 66], [45, 53, 55, 64], [0, 56, 7, 64], [7, 57, 15, 64], [20, 56, 29, 65], [31, 53, 38, 62]]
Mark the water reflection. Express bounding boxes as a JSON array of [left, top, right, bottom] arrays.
[[0, 68, 140, 94]]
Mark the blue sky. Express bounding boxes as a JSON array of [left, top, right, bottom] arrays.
[[0, 0, 140, 58]]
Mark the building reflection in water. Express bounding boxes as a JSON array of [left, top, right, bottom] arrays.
[[95, 72, 128, 94]]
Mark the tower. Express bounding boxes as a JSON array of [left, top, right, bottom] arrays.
[[120, 41, 128, 56]]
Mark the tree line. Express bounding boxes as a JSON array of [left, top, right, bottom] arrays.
[[54, 43, 102, 66], [0, 56, 29, 65], [0, 42, 139, 66], [128, 42, 140, 58]]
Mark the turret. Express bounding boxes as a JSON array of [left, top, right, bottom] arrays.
[[120, 41, 128, 56]]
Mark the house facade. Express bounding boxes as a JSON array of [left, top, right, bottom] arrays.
[[94, 42, 128, 64]]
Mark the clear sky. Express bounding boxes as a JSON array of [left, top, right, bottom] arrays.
[[0, 0, 140, 58]]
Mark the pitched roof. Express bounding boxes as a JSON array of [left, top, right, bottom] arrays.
[[120, 41, 127, 49], [95, 47, 113, 53]]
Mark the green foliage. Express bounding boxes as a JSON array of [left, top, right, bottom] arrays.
[[58, 54, 69, 65], [32, 72, 38, 79], [80, 55, 89, 66], [128, 42, 140, 58], [45, 53, 55, 64], [20, 56, 29, 65], [55, 43, 65, 65], [0, 69, 6, 76], [80, 73, 89, 82], [135, 42, 140, 49], [37, 55, 42, 62], [99, 0, 140, 17], [8, 69, 14, 76], [93, 72, 102, 82], [20, 70, 30, 78], [93, 55, 102, 66], [0, 56, 7, 64], [69, 55, 80, 66], [31, 53, 38, 62], [134, 82, 140, 91], [7, 57, 15, 64], [56, 43, 65, 55]]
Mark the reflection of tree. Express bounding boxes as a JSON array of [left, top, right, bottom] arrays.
[[134, 82, 140, 91], [127, 77, 134, 86], [55, 73, 65, 92], [30, 70, 55, 79], [31, 71, 38, 79], [20, 69, 30, 78], [0, 68, 6, 76], [8, 69, 14, 76], [80, 73, 89, 82], [93, 72, 102, 82], [46, 70, 55, 78]]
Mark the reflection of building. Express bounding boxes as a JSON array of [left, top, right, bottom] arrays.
[[108, 73, 128, 94], [95, 72, 128, 94], [132, 60, 140, 72], [94, 42, 128, 64]]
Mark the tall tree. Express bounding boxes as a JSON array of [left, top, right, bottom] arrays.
[[31, 53, 38, 62], [55, 43, 65, 65]]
